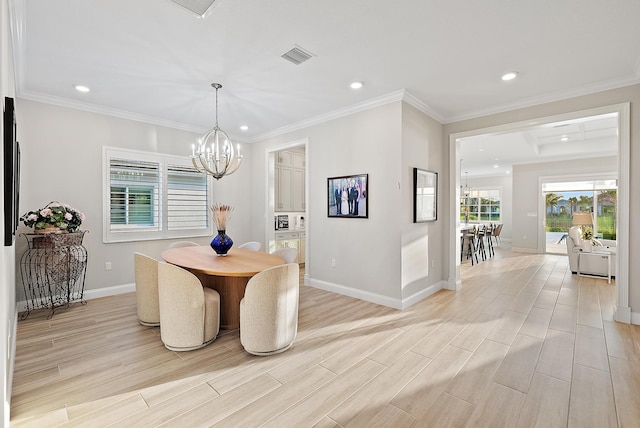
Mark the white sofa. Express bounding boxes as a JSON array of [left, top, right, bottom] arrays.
[[566, 226, 616, 278]]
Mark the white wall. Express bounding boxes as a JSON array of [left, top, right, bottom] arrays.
[[14, 99, 255, 299], [1, 0, 16, 422], [444, 84, 640, 323], [400, 103, 445, 300], [510, 156, 616, 252]]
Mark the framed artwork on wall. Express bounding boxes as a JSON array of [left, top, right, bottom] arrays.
[[413, 168, 437, 222], [3, 97, 20, 246], [327, 173, 368, 218]]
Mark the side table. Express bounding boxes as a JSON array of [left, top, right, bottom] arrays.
[[20, 231, 88, 319], [577, 250, 612, 284]]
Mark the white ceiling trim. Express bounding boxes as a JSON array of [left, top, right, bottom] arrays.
[[401, 91, 445, 123], [247, 90, 407, 143], [18, 89, 206, 134], [443, 74, 640, 124]]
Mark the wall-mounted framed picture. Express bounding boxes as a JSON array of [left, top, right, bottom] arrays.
[[413, 168, 437, 223], [327, 173, 368, 218], [3, 97, 20, 246]]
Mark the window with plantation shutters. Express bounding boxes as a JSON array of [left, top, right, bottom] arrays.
[[103, 147, 213, 243], [109, 158, 161, 230], [167, 165, 208, 231]]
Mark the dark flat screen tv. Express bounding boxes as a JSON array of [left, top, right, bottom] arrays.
[[4, 97, 20, 246]]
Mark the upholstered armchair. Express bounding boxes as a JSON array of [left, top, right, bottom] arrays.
[[240, 263, 299, 356], [566, 226, 616, 277], [134, 253, 160, 326], [157, 262, 220, 351], [271, 247, 298, 263]]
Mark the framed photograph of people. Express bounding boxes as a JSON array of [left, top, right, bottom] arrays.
[[413, 168, 437, 222], [327, 173, 368, 218]]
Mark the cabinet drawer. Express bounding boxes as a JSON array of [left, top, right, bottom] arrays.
[[275, 231, 298, 240]]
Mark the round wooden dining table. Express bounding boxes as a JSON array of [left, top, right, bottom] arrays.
[[161, 246, 285, 329]]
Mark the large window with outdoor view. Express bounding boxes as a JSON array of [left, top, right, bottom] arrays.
[[103, 147, 212, 243], [543, 179, 617, 240], [460, 189, 501, 222]]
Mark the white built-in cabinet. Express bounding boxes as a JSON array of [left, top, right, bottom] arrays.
[[275, 150, 305, 212], [274, 230, 305, 264]]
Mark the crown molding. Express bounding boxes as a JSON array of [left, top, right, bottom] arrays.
[[247, 90, 407, 143], [443, 75, 640, 124], [18, 90, 206, 134]]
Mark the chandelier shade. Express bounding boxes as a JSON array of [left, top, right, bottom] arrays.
[[191, 83, 243, 180]]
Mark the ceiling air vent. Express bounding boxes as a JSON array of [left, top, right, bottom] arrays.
[[281, 46, 314, 65], [170, 0, 219, 17]]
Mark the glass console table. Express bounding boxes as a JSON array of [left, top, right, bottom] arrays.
[[19, 231, 88, 319]]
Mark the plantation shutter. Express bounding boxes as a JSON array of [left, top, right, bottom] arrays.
[[167, 165, 209, 231], [109, 158, 161, 232]]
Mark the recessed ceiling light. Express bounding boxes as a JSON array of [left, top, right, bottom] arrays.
[[506, 170, 511, 174], [493, 165, 499, 168], [479, 148, 484, 152], [240, 125, 249, 131], [350, 81, 363, 90], [560, 136, 569, 141], [74, 85, 90, 93], [501, 72, 518, 81]]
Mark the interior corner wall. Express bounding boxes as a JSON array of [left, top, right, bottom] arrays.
[[1, 0, 16, 422], [443, 83, 640, 323], [511, 156, 616, 252], [251, 102, 406, 303], [400, 102, 445, 300], [13, 99, 255, 300]]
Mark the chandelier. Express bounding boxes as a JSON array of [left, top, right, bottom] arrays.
[[191, 83, 243, 180]]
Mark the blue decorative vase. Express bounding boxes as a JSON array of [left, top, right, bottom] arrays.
[[210, 230, 233, 256]]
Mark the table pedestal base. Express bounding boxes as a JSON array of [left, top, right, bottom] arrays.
[[192, 272, 249, 329]]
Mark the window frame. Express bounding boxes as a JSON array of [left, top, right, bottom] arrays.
[[102, 146, 213, 243], [461, 187, 502, 223]]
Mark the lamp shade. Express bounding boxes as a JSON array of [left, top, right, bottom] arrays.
[[572, 212, 593, 226]]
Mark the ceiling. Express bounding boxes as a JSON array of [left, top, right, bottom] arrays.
[[9, 0, 640, 145], [459, 113, 619, 177]]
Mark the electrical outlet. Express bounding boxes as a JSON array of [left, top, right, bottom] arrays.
[[523, 235, 527, 240], [431, 259, 435, 268], [105, 262, 112, 271], [331, 258, 336, 267]]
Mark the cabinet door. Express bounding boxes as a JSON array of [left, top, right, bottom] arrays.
[[276, 151, 293, 167], [276, 167, 293, 211], [292, 168, 305, 211], [299, 237, 305, 264], [293, 152, 305, 168]]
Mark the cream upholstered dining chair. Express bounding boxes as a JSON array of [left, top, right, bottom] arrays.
[[271, 247, 298, 263], [134, 253, 160, 326], [238, 241, 262, 251], [168, 241, 199, 249], [157, 262, 220, 351], [240, 263, 299, 356]]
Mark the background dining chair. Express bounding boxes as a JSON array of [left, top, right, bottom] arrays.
[[157, 263, 220, 351], [271, 247, 298, 263], [134, 253, 160, 326], [492, 224, 503, 246], [238, 241, 262, 251], [240, 263, 299, 356], [168, 241, 199, 249]]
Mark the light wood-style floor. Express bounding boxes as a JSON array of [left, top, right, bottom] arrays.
[[10, 248, 640, 427]]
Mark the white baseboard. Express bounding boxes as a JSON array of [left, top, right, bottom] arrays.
[[630, 310, 640, 326], [16, 283, 135, 313], [308, 278, 444, 310], [614, 305, 632, 324]]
